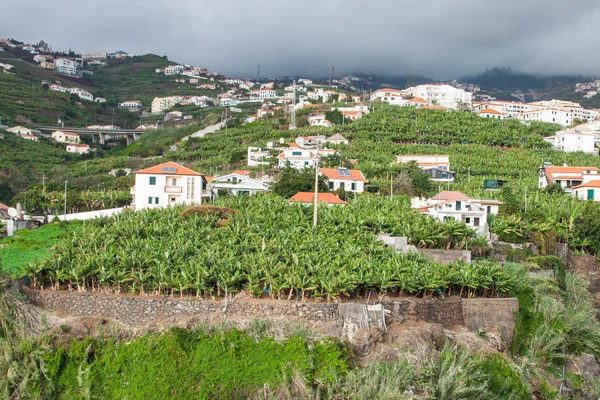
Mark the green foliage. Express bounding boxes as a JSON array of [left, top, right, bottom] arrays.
[[0, 222, 81, 277], [31, 196, 509, 298], [573, 201, 600, 255], [39, 327, 348, 399], [271, 166, 328, 198], [477, 354, 531, 399]]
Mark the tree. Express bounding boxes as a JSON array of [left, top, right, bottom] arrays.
[[325, 110, 345, 125], [573, 202, 600, 255], [271, 167, 328, 199], [543, 183, 564, 196]]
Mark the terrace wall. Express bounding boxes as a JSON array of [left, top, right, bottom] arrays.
[[26, 291, 517, 345]]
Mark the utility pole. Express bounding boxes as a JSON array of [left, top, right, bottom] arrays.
[[289, 80, 296, 130], [63, 180, 68, 221], [313, 151, 320, 227], [390, 174, 393, 200]]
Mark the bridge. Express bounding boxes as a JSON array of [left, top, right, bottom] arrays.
[[36, 126, 143, 145]]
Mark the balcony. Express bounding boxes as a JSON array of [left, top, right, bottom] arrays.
[[164, 186, 182, 193]]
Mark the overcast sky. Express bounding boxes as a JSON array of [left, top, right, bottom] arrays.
[[2, 0, 600, 79]]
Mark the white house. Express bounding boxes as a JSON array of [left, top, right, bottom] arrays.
[[412, 191, 500, 237], [370, 88, 408, 106], [396, 155, 455, 182], [6, 126, 32, 135], [405, 84, 472, 109], [322, 133, 349, 145], [210, 170, 269, 198], [308, 114, 332, 127], [81, 52, 108, 59], [320, 168, 366, 193], [544, 127, 597, 154], [164, 65, 185, 75], [247, 147, 274, 166], [54, 58, 79, 76], [130, 161, 210, 210], [538, 164, 599, 192], [572, 181, 600, 202], [67, 87, 94, 102], [477, 107, 504, 119], [52, 130, 80, 143], [278, 149, 317, 169], [22, 134, 38, 141], [118, 100, 143, 112], [66, 143, 91, 154]]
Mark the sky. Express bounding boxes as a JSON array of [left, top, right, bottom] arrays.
[[2, 0, 600, 79]]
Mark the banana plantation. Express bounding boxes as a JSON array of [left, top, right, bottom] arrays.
[[30, 195, 516, 299]]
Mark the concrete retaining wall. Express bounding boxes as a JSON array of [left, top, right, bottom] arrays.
[[462, 298, 519, 346], [419, 249, 471, 265]]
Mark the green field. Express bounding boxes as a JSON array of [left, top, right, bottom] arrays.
[[0, 221, 81, 277]]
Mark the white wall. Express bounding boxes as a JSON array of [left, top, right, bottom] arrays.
[[133, 174, 204, 210], [327, 179, 364, 193]]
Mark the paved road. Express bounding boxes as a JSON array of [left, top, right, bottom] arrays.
[[181, 121, 226, 141]]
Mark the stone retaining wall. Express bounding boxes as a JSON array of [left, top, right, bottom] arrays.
[[569, 254, 598, 277], [419, 249, 471, 265], [26, 291, 518, 345]]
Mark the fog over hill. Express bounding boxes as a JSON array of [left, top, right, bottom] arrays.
[[2, 0, 600, 78]]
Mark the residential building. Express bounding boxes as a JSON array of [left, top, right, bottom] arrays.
[[477, 108, 504, 119], [277, 149, 317, 169], [411, 191, 501, 237], [544, 126, 597, 154], [52, 130, 80, 143], [118, 100, 143, 112], [130, 161, 210, 210], [308, 114, 332, 127], [189, 78, 199, 84], [289, 192, 348, 206], [151, 96, 181, 113], [81, 52, 108, 60], [22, 134, 38, 141], [322, 133, 349, 145], [67, 87, 94, 102], [572, 181, 600, 202], [164, 65, 185, 75], [370, 88, 405, 104], [210, 170, 269, 197], [94, 97, 107, 103], [298, 79, 313, 86], [405, 97, 431, 108], [40, 61, 54, 70], [54, 58, 79, 76], [320, 167, 366, 193], [405, 84, 472, 109], [396, 155, 455, 182], [538, 164, 599, 192], [6, 126, 32, 135], [0, 63, 14, 71], [247, 147, 273, 166], [49, 84, 68, 93], [66, 143, 91, 154]]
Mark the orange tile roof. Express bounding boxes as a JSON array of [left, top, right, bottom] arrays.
[[134, 161, 204, 176], [205, 176, 214, 182], [431, 191, 470, 201], [374, 88, 404, 93], [423, 105, 446, 110], [289, 192, 348, 205], [545, 166, 598, 180], [320, 168, 366, 181], [68, 144, 89, 148], [408, 97, 429, 104], [477, 107, 503, 115], [573, 180, 600, 189], [232, 170, 249, 176]]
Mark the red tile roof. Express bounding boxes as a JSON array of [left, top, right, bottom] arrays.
[[478, 107, 503, 115], [232, 170, 250, 176], [572, 180, 600, 189], [423, 105, 446, 110], [431, 191, 470, 201], [289, 192, 348, 205], [0, 202, 9, 211], [545, 166, 598, 180], [134, 161, 204, 176], [408, 97, 429, 104], [320, 168, 366, 181]]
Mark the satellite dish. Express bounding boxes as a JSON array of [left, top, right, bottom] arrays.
[[7, 208, 17, 218]]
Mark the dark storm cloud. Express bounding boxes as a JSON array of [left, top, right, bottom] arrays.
[[2, 0, 600, 78]]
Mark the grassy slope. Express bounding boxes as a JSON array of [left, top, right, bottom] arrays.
[[0, 222, 81, 277]]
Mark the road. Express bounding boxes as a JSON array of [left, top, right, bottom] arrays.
[[181, 121, 226, 141]]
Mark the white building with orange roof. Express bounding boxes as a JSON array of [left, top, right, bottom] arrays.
[[209, 170, 269, 198], [52, 130, 80, 143], [320, 167, 366, 193], [572, 181, 600, 202], [405, 97, 431, 108], [66, 143, 91, 154], [278, 148, 317, 169], [370, 88, 408, 105], [405, 84, 472, 109], [538, 164, 599, 192], [477, 107, 504, 119], [411, 190, 501, 237], [544, 125, 597, 154], [396, 154, 455, 182], [130, 161, 210, 210]]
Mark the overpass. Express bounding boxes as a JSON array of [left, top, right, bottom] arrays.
[[36, 126, 143, 145]]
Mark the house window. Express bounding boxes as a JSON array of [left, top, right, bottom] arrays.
[[340, 182, 345, 190], [148, 197, 153, 204], [329, 181, 334, 190], [304, 161, 309, 166], [465, 217, 471, 224], [232, 177, 237, 183], [172, 178, 177, 186], [149, 176, 156, 185], [154, 197, 159, 204], [456, 200, 462, 211], [487, 206, 491, 214], [351, 182, 356, 191], [474, 217, 480, 227], [292, 151, 302, 156]]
